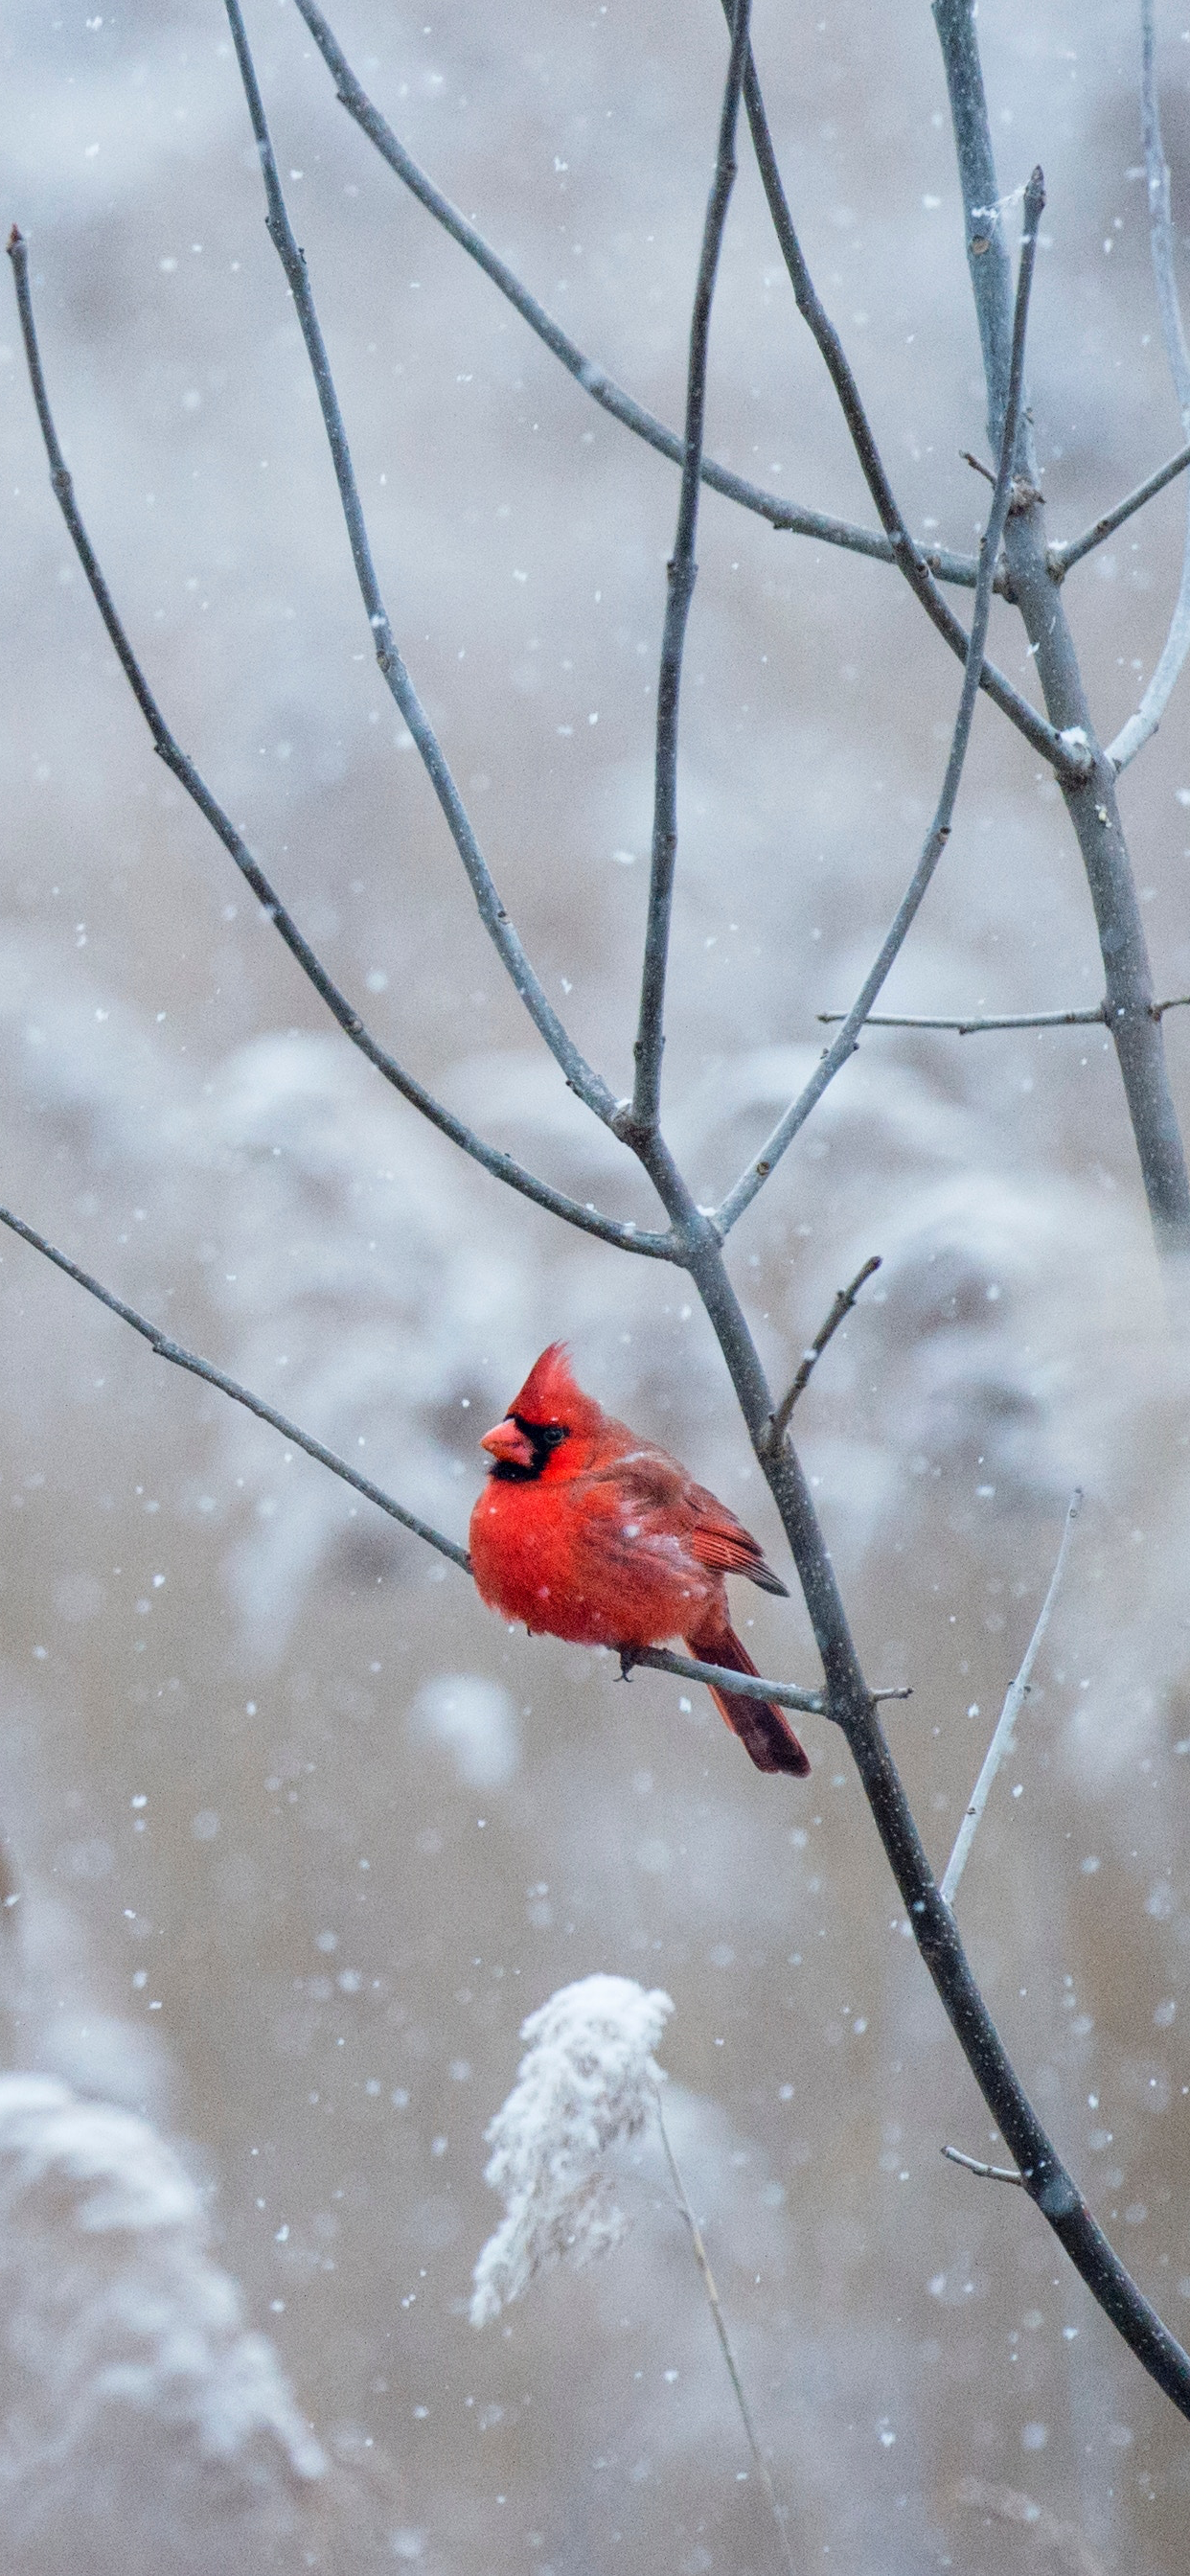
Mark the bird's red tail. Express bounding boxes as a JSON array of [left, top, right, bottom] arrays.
[[685, 1617, 811, 1777]]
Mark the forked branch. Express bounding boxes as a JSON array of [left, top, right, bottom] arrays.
[[933, 0, 1190, 1253], [732, 20, 1086, 784], [290, 0, 983, 584], [717, 171, 1046, 1240], [4, 230, 670, 1264]]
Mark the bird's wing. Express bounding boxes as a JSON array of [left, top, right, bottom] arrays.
[[682, 1483, 790, 1598], [584, 1451, 789, 1597], [579, 1442, 690, 1535]]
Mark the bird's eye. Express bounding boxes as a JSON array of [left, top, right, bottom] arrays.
[[542, 1423, 568, 1449]]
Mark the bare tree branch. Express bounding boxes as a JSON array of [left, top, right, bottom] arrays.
[[298, 0, 1115, 818], [716, 173, 1046, 1242], [653, 2084, 796, 2576], [220, 2, 620, 1132], [0, 1203, 471, 1571], [598, 1043, 1190, 2424], [818, 995, 1190, 1033], [933, 0, 1190, 1254], [620, 1646, 821, 1717], [619, 115, 1190, 2380], [1107, 0, 1190, 773], [818, 1007, 1109, 1034], [767, 1255, 882, 1443], [1049, 434, 1190, 579], [290, 0, 1002, 594], [640, 1655, 902, 1713], [941, 1491, 1083, 1909], [297, 0, 1110, 792], [942, 2145, 1024, 2186], [4, 228, 672, 1265], [732, 23, 1087, 783], [624, 1645, 906, 1712], [625, 0, 753, 1139]]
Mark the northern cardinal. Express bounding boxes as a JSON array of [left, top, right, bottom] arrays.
[[469, 1344, 809, 1776]]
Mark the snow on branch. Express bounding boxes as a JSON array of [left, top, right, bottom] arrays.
[[470, 1975, 673, 2326]]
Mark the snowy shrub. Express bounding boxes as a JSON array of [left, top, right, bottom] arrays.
[[0, 2074, 325, 2571]]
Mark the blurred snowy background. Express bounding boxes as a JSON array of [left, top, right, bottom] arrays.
[[3, 0, 1190, 2565]]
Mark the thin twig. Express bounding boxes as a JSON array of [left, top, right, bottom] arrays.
[[1107, 4, 1190, 772], [717, 172, 1046, 1241], [219, 4, 621, 1131], [817, 1006, 1108, 1033], [1049, 435, 1190, 579], [636, 1650, 904, 1711], [653, 2085, 796, 2576], [0, 1204, 471, 1571], [942, 2144, 1023, 2186], [622, 1645, 821, 1717], [767, 1255, 881, 1443], [941, 1490, 1083, 1909], [733, 26, 1087, 783], [4, 232, 672, 1266], [817, 997, 1190, 1031], [626, 0, 752, 1138]]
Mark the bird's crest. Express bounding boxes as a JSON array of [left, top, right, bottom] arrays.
[[507, 1342, 605, 1436]]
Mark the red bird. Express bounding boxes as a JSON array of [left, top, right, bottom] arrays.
[[469, 1345, 809, 1777]]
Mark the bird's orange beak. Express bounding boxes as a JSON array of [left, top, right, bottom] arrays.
[[480, 1414, 536, 1469]]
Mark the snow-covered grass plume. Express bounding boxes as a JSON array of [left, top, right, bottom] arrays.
[[0, 2075, 325, 2564], [470, 1974, 673, 2327]]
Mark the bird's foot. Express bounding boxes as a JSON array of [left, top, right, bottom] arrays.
[[617, 1647, 637, 1684]]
